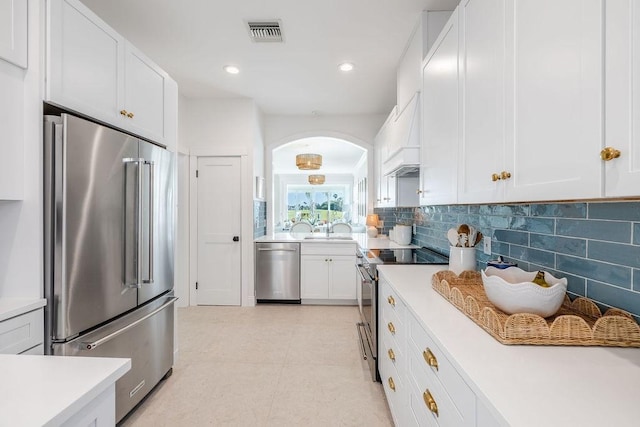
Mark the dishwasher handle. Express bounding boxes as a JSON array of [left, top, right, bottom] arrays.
[[81, 297, 178, 350], [257, 248, 298, 252]]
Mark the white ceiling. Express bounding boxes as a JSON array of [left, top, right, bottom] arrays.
[[80, 0, 460, 116], [273, 137, 366, 174]]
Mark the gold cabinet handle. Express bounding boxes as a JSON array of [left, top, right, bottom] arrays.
[[120, 109, 128, 116], [127, 112, 135, 118], [387, 322, 395, 334], [423, 389, 439, 417], [416, 189, 423, 194], [423, 348, 438, 371], [601, 147, 621, 161], [388, 348, 395, 361], [388, 377, 396, 392], [492, 171, 512, 181], [387, 295, 395, 306]]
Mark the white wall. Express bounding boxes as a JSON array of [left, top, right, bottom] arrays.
[[0, 0, 42, 298]]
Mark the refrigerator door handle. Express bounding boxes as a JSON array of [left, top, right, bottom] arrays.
[[123, 158, 145, 289], [143, 160, 155, 284], [81, 297, 178, 350]]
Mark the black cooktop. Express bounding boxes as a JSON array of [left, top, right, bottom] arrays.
[[364, 247, 449, 265]]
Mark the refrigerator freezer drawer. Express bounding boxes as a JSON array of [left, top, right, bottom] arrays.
[[53, 295, 177, 423]]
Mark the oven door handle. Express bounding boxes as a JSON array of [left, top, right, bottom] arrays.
[[356, 265, 374, 284]]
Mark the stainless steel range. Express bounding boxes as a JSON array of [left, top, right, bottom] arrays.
[[356, 247, 448, 381]]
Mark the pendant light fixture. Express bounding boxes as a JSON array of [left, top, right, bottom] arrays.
[[308, 174, 325, 185], [296, 153, 322, 170]]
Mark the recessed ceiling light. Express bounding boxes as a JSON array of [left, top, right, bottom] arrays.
[[338, 62, 354, 72], [223, 65, 240, 74]]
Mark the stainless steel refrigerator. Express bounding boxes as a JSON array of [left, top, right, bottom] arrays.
[[44, 113, 177, 423]]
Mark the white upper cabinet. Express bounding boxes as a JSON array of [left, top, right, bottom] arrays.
[[374, 110, 397, 207], [46, 0, 177, 149], [604, 0, 640, 197], [0, 0, 28, 200], [419, 9, 459, 205], [502, 0, 602, 201], [46, 0, 123, 125], [0, 0, 28, 68], [458, 0, 505, 204]]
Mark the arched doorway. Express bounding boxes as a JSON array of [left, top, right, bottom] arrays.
[[269, 136, 370, 233]]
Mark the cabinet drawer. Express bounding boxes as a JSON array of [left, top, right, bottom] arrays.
[[0, 309, 44, 354], [381, 299, 405, 351], [300, 243, 356, 255], [408, 314, 475, 424], [381, 327, 405, 377], [408, 348, 474, 427], [381, 279, 405, 319], [379, 348, 406, 426]]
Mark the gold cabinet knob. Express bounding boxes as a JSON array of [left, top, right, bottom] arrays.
[[388, 348, 395, 361], [500, 171, 511, 180], [387, 322, 395, 334], [423, 348, 438, 371], [120, 109, 128, 116], [491, 173, 501, 182], [601, 147, 621, 161], [388, 377, 396, 392], [387, 295, 395, 306], [423, 389, 439, 417], [127, 112, 135, 118]]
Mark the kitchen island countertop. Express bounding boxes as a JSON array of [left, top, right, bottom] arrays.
[[255, 233, 418, 250], [378, 265, 640, 427], [0, 354, 130, 425]]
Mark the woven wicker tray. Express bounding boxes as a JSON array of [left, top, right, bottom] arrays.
[[432, 270, 640, 347]]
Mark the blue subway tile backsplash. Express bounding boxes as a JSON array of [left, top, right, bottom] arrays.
[[556, 218, 631, 243], [253, 201, 267, 239], [375, 201, 640, 319]]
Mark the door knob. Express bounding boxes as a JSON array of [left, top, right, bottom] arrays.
[[233, 236, 239, 242], [601, 147, 621, 161]]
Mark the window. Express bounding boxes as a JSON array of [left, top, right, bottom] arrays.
[[286, 185, 349, 226]]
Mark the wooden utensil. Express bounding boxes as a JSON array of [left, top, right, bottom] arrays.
[[447, 228, 459, 246]]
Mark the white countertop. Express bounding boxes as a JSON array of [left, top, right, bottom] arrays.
[[0, 355, 130, 426], [255, 233, 418, 250], [0, 298, 47, 322], [378, 265, 640, 427]]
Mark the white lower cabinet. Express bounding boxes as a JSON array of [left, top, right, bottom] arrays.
[[379, 276, 500, 427], [0, 308, 44, 355], [300, 243, 356, 303], [379, 280, 408, 426]]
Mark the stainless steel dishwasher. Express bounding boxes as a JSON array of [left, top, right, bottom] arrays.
[[255, 242, 301, 303]]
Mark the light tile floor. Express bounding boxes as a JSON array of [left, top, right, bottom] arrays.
[[120, 305, 393, 426]]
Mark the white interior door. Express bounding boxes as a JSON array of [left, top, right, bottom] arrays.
[[196, 157, 241, 305]]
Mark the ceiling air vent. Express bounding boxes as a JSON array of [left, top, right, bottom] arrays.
[[246, 20, 284, 43]]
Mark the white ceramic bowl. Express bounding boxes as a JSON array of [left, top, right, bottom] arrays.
[[481, 266, 568, 317]]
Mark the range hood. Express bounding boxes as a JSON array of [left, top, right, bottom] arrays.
[[382, 92, 421, 177]]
